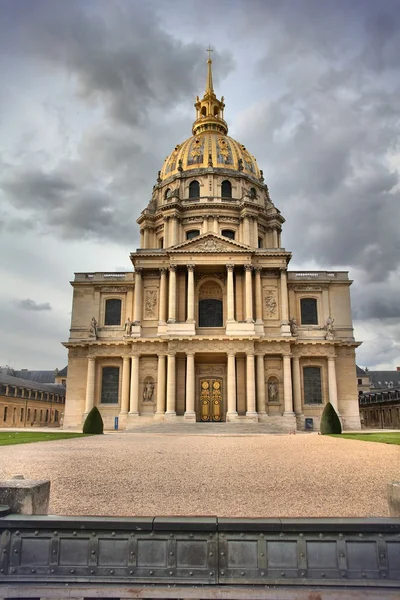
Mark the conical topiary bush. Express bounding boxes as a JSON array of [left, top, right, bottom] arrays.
[[83, 406, 104, 434], [320, 401, 342, 434]]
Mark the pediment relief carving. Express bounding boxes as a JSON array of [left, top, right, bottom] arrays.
[[169, 233, 252, 254]]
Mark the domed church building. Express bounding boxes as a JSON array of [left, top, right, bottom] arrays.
[[63, 55, 361, 431]]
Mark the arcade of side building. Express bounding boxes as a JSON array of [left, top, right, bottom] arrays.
[[62, 57, 361, 432]]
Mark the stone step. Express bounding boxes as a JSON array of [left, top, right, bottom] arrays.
[[122, 422, 299, 435]]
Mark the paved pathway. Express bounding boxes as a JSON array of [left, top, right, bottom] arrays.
[[0, 430, 398, 518]]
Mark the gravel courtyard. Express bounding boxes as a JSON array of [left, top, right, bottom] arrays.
[[0, 429, 398, 517]]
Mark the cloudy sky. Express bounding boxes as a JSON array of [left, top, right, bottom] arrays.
[[0, 0, 399, 370]]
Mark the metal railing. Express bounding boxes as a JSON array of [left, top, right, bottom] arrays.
[[1, 511, 399, 597]]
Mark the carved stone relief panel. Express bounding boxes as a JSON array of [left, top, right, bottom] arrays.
[[144, 288, 158, 320], [198, 365, 224, 376], [263, 288, 278, 319]]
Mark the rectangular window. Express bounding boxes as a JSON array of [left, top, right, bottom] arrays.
[[303, 366, 322, 404], [3, 406, 7, 422], [27, 408, 31, 422], [40, 410, 43, 422], [20, 408, 24, 422], [358, 378, 362, 385], [34, 409, 37, 422], [300, 298, 318, 325], [105, 298, 122, 325], [101, 366, 120, 404]]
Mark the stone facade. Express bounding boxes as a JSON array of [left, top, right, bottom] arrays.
[[63, 57, 361, 431]]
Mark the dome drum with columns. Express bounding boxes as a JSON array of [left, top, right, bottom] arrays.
[[62, 53, 361, 432]]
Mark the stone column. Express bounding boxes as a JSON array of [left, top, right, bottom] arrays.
[[283, 354, 294, 415], [245, 265, 254, 322], [252, 218, 258, 246], [129, 355, 140, 415], [256, 354, 266, 415], [168, 266, 177, 323], [187, 265, 195, 322], [120, 356, 130, 414], [213, 216, 219, 234], [328, 356, 339, 413], [246, 354, 257, 417], [166, 353, 176, 415], [280, 268, 289, 323], [133, 268, 143, 324], [84, 357, 96, 413], [164, 217, 169, 248], [243, 216, 251, 245], [159, 268, 167, 324], [171, 217, 178, 246], [292, 356, 302, 415], [272, 227, 279, 247], [143, 227, 149, 248], [202, 215, 208, 234], [226, 264, 235, 321], [227, 353, 238, 417], [156, 354, 166, 415], [185, 353, 195, 417], [254, 267, 263, 323]]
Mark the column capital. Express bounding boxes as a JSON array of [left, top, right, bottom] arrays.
[[186, 264, 195, 272], [135, 267, 143, 275], [186, 351, 195, 357], [160, 267, 168, 275], [279, 266, 287, 272], [226, 351, 236, 357], [327, 355, 337, 361], [254, 266, 262, 274], [169, 265, 177, 272], [244, 264, 253, 272], [226, 264, 235, 272]]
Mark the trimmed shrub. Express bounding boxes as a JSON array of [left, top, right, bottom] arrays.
[[83, 406, 104, 434], [320, 402, 342, 434]]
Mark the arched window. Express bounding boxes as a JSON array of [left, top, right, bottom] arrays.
[[164, 188, 171, 200], [201, 106, 207, 117], [105, 298, 122, 326], [213, 106, 219, 117], [221, 229, 235, 240], [221, 180, 232, 198], [198, 281, 223, 327], [300, 298, 318, 325], [258, 237, 263, 248], [250, 187, 256, 198], [189, 180, 200, 199], [159, 237, 164, 249], [186, 229, 200, 240]]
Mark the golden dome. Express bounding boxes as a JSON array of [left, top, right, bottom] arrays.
[[160, 132, 261, 181], [160, 50, 261, 182]]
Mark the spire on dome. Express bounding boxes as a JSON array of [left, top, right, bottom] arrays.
[[192, 48, 228, 136], [206, 46, 214, 94]]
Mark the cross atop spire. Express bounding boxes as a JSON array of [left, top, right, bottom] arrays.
[[206, 45, 214, 94]]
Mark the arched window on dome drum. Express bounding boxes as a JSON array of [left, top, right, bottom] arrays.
[[250, 187, 256, 199], [300, 298, 318, 325], [164, 188, 171, 200], [221, 180, 232, 199], [105, 298, 122, 326], [221, 229, 235, 240], [186, 229, 200, 240], [189, 180, 200, 199]]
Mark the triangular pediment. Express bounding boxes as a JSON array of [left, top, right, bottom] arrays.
[[169, 233, 252, 254]]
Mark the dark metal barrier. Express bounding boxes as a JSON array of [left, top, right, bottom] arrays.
[[0, 509, 399, 597]]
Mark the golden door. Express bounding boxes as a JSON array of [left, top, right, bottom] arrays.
[[199, 378, 223, 422]]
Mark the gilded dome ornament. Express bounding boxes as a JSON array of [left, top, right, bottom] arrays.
[[159, 51, 261, 181]]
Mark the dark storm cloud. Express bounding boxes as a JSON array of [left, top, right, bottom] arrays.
[[0, 0, 233, 126], [14, 299, 52, 311]]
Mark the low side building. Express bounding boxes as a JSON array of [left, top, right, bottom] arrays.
[[0, 368, 66, 428], [359, 389, 400, 429]]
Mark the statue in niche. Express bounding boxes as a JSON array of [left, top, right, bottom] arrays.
[[124, 317, 132, 335], [143, 380, 155, 402], [89, 317, 97, 338], [325, 316, 335, 340], [289, 316, 299, 336], [268, 380, 279, 403]]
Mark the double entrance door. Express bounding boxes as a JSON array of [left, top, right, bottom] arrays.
[[199, 377, 223, 422]]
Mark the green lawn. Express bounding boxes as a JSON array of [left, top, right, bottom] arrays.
[[0, 432, 91, 446], [329, 433, 400, 446]]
